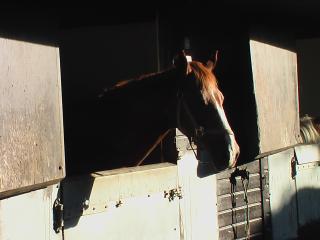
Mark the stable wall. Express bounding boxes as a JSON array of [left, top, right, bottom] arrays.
[[296, 38, 320, 117]]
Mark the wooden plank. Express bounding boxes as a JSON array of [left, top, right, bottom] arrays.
[[219, 218, 263, 240], [0, 184, 62, 240], [217, 160, 260, 180], [236, 233, 264, 240], [217, 188, 261, 211], [217, 174, 261, 196], [249, 40, 300, 155], [259, 157, 272, 239], [0, 38, 65, 198], [268, 148, 298, 239], [218, 203, 262, 228]]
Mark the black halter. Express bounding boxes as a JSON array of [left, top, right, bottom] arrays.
[[176, 92, 234, 159]]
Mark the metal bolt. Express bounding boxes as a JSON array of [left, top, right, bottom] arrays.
[[83, 199, 90, 210], [116, 200, 122, 208]]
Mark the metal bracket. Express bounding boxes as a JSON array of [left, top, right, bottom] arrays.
[[164, 187, 183, 202], [296, 161, 320, 171], [291, 153, 320, 179]]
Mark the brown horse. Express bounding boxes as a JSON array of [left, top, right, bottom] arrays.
[[65, 51, 239, 175]]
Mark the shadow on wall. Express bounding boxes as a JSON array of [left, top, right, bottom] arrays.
[[272, 187, 320, 240], [58, 175, 95, 230]]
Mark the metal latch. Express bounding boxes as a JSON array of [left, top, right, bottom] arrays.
[[53, 197, 64, 233], [296, 161, 320, 171]]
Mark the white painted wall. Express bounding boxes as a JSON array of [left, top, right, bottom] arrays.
[[0, 184, 62, 240]]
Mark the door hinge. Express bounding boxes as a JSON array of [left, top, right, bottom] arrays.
[[53, 197, 64, 233]]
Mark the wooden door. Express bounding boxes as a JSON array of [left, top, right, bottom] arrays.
[[250, 40, 300, 155], [0, 37, 65, 198]]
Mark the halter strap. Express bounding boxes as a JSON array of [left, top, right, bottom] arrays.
[[177, 93, 233, 143]]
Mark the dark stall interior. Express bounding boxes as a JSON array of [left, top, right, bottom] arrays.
[[60, 22, 167, 174], [1, 3, 320, 176], [59, 10, 260, 175]]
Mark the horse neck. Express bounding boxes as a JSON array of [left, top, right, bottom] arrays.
[[138, 73, 178, 129], [105, 70, 179, 166]]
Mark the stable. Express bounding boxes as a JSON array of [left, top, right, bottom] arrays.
[[1, 6, 320, 240]]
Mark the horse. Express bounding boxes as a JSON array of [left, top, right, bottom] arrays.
[[300, 115, 320, 144], [64, 51, 240, 175]]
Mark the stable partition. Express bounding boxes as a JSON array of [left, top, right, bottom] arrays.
[[268, 143, 320, 239], [61, 129, 220, 240], [249, 39, 300, 156], [62, 163, 181, 240], [0, 37, 65, 198]]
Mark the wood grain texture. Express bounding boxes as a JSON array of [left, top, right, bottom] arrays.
[[250, 40, 300, 155], [217, 174, 261, 196], [216, 160, 260, 180], [217, 189, 262, 212], [219, 218, 263, 240], [216, 159, 266, 239], [0, 38, 65, 197], [218, 203, 262, 228]]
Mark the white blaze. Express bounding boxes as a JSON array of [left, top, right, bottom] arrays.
[[215, 104, 239, 167]]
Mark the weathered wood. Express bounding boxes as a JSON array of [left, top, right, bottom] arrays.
[[217, 160, 260, 180], [217, 189, 262, 211], [249, 40, 300, 155], [259, 157, 272, 239], [235, 233, 264, 240], [218, 203, 262, 228], [219, 218, 263, 240], [0, 38, 65, 197], [0, 184, 62, 240], [217, 174, 261, 196]]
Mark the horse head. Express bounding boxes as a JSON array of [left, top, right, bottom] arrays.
[[173, 50, 240, 170]]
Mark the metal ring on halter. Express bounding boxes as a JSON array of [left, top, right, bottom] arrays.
[[177, 93, 233, 143]]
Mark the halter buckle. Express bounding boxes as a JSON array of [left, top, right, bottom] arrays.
[[194, 126, 205, 141]]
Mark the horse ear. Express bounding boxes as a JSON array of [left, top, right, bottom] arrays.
[[206, 50, 219, 72], [173, 50, 188, 75]]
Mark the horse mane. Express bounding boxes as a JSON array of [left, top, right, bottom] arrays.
[[99, 68, 173, 98], [112, 72, 161, 89], [98, 60, 222, 107], [189, 61, 223, 106], [300, 115, 320, 144]]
